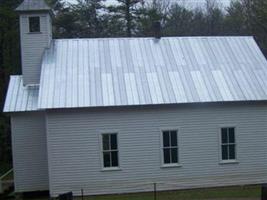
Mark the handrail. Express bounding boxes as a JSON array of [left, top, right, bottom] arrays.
[[0, 169, 13, 180], [0, 169, 13, 194]]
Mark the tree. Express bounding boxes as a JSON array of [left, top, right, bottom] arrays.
[[72, 0, 106, 38], [136, 0, 168, 37], [205, 0, 225, 35], [224, 1, 247, 35], [0, 0, 22, 166], [101, 12, 125, 37], [53, 6, 81, 38], [165, 4, 194, 36], [242, 0, 267, 54], [109, 0, 143, 36], [47, 0, 64, 11], [224, 0, 267, 55], [190, 8, 207, 36]]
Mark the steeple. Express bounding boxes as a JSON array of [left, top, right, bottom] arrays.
[[16, 0, 53, 85]]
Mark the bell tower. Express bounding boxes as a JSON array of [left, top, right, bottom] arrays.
[[16, 0, 52, 85]]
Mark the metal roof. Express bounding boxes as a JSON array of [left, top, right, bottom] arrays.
[[36, 36, 267, 110], [3, 36, 267, 112], [16, 0, 51, 12], [3, 76, 39, 112]]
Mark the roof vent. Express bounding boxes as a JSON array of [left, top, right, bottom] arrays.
[[153, 21, 161, 39]]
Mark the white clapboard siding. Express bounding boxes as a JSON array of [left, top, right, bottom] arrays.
[[46, 103, 267, 197], [11, 112, 49, 192], [20, 12, 52, 85]]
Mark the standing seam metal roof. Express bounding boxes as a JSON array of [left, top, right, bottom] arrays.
[[38, 36, 267, 109], [3, 36, 267, 112], [3, 76, 39, 112]]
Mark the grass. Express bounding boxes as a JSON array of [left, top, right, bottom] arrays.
[[72, 185, 261, 200], [18, 185, 261, 200]]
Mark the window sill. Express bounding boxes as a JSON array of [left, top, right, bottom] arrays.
[[101, 167, 121, 172], [219, 160, 239, 165], [28, 32, 42, 34], [161, 164, 182, 168]]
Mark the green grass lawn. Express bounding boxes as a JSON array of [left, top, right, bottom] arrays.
[[19, 185, 261, 200], [72, 185, 260, 200]]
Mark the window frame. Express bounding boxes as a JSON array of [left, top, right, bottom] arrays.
[[218, 125, 239, 164], [160, 128, 181, 168], [28, 16, 41, 33], [99, 131, 121, 171]]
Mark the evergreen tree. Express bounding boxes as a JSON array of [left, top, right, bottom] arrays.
[[136, 0, 167, 37], [191, 8, 207, 36], [224, 1, 247, 35], [101, 12, 125, 37], [109, 0, 143, 36], [46, 0, 64, 11], [205, 0, 224, 35], [242, 0, 267, 54], [0, 0, 21, 166], [54, 6, 82, 38], [165, 4, 194, 36], [72, 0, 106, 38]]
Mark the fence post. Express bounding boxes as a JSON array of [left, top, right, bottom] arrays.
[[262, 184, 267, 200], [0, 179, 2, 194], [153, 183, 157, 200], [81, 189, 84, 200]]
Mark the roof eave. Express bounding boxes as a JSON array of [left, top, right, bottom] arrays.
[[15, 9, 54, 17]]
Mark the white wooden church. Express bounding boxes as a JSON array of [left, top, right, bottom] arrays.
[[3, 0, 267, 197]]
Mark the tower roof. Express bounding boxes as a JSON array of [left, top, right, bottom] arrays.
[[16, 0, 51, 12]]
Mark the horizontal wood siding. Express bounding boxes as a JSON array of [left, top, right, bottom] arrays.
[[11, 112, 49, 192], [46, 103, 267, 197], [20, 13, 51, 85]]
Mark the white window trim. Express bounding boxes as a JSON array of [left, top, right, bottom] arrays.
[[99, 131, 121, 171], [218, 125, 239, 164], [159, 127, 181, 168]]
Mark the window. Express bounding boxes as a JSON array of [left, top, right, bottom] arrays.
[[162, 130, 178, 165], [29, 17, 40, 33], [221, 127, 236, 161], [102, 133, 119, 168]]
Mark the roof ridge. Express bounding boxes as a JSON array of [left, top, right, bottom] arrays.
[[53, 36, 254, 41]]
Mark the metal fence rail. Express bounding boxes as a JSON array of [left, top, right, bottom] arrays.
[[67, 182, 265, 200], [0, 169, 13, 194]]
